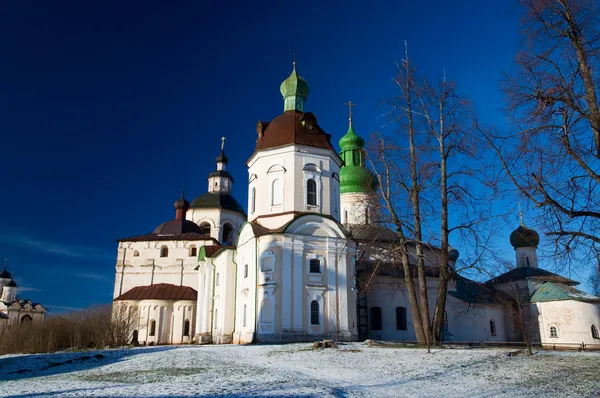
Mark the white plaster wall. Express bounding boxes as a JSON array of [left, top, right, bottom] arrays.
[[340, 193, 375, 226], [247, 145, 342, 228], [515, 246, 538, 268], [114, 240, 209, 299], [137, 299, 172, 345], [187, 208, 246, 244], [212, 249, 237, 344], [537, 300, 600, 346], [365, 276, 506, 342], [171, 300, 196, 344], [233, 223, 258, 344]]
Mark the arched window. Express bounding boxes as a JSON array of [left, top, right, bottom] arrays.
[[272, 179, 282, 205], [20, 315, 32, 323], [396, 307, 407, 330], [310, 300, 320, 325], [222, 223, 233, 244], [592, 325, 599, 339], [189, 246, 197, 257], [160, 246, 168, 258], [183, 320, 190, 337], [490, 320, 497, 336], [550, 325, 558, 338], [149, 320, 156, 336], [370, 307, 382, 330], [200, 222, 211, 236], [307, 179, 317, 206], [243, 304, 247, 328], [309, 259, 320, 273], [251, 187, 256, 213], [133, 250, 140, 257], [244, 264, 248, 279]]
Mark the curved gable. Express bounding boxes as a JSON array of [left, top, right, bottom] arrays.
[[284, 214, 347, 238]]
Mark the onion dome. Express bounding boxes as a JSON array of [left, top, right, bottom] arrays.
[[510, 222, 540, 248], [339, 121, 379, 194], [448, 248, 460, 262], [280, 63, 309, 112], [174, 195, 190, 211], [6, 278, 17, 288], [339, 123, 365, 150], [0, 267, 10, 279], [216, 150, 228, 165]]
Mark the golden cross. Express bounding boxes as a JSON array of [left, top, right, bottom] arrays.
[[344, 101, 356, 121], [221, 136, 226, 150]]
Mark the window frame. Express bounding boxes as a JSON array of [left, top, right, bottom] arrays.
[[489, 320, 497, 337], [149, 320, 156, 336], [183, 319, 190, 337], [160, 246, 168, 258], [395, 307, 407, 331], [592, 324, 600, 339], [310, 300, 320, 325], [309, 259, 321, 273], [370, 306, 382, 330], [306, 178, 317, 206], [549, 325, 559, 338]]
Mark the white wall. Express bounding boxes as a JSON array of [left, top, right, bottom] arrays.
[[247, 145, 342, 228], [537, 300, 600, 346]]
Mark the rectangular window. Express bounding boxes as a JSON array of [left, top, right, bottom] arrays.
[[309, 259, 320, 273], [370, 307, 382, 330], [216, 273, 220, 286], [490, 320, 497, 337], [396, 307, 407, 330], [311, 300, 320, 325]]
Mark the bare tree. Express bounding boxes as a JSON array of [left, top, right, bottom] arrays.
[[484, 0, 600, 268], [365, 43, 497, 345]]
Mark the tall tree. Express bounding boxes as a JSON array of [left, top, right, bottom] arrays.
[[484, 0, 600, 267], [367, 44, 495, 343]]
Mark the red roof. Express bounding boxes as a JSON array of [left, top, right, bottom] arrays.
[[114, 284, 197, 301], [254, 111, 334, 152]]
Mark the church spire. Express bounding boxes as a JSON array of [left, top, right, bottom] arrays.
[[280, 57, 310, 112], [208, 138, 233, 194]]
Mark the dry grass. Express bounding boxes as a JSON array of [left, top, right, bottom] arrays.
[[0, 304, 137, 355]]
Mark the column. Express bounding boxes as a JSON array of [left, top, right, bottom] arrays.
[[293, 240, 304, 330], [326, 239, 338, 333], [282, 238, 293, 330]]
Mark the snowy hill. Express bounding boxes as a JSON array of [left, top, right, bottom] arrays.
[[0, 343, 599, 397]]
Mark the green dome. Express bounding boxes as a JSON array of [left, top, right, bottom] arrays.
[[339, 122, 379, 194], [339, 123, 365, 150], [280, 64, 309, 99], [340, 165, 379, 194]]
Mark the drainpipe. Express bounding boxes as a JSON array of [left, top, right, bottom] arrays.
[[150, 259, 156, 285], [180, 259, 184, 286]]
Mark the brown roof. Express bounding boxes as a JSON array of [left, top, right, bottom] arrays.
[[117, 232, 218, 243], [254, 111, 335, 152], [114, 284, 197, 301], [485, 266, 579, 286]]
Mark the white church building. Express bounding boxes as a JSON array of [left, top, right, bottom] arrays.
[[113, 63, 600, 348], [0, 262, 47, 332]]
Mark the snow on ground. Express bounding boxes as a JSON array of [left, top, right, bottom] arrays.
[[0, 342, 599, 397]]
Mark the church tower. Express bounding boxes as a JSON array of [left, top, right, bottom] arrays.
[[509, 214, 540, 268], [247, 62, 342, 228], [338, 109, 379, 226]]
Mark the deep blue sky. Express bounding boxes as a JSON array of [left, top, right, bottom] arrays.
[[1, 1, 572, 313]]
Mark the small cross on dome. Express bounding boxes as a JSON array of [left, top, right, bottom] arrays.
[[221, 137, 226, 150]]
